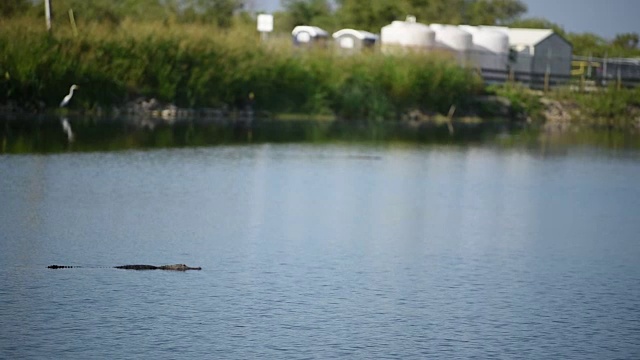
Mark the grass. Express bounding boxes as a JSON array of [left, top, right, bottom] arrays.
[[562, 86, 640, 119], [0, 16, 483, 120], [486, 81, 640, 130], [4, 16, 636, 126]]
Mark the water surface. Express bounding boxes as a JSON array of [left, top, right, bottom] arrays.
[[1, 142, 639, 358]]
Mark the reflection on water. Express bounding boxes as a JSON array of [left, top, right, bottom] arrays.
[[1, 117, 640, 358], [3, 114, 640, 154]]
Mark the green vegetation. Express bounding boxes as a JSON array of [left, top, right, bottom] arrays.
[[554, 86, 640, 128], [283, 0, 527, 33], [487, 83, 544, 121], [486, 83, 640, 130], [0, 16, 482, 120], [568, 32, 640, 58], [4, 0, 247, 27], [1, 0, 639, 125]]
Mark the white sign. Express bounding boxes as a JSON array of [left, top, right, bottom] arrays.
[[257, 14, 273, 33]]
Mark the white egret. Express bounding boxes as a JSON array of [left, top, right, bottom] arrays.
[[60, 84, 79, 108]]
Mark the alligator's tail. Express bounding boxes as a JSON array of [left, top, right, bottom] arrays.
[[47, 265, 80, 269]]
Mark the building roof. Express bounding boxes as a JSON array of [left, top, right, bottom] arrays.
[[332, 29, 378, 41], [292, 26, 329, 38], [506, 28, 554, 47]]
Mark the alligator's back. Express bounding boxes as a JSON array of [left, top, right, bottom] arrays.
[[114, 264, 202, 271], [114, 265, 159, 270]]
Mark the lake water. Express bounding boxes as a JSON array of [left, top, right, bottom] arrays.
[[1, 135, 640, 358]]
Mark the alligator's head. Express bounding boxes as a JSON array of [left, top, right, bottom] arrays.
[[159, 264, 202, 271]]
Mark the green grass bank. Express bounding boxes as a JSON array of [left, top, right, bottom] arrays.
[[2, 17, 639, 130], [0, 17, 482, 120], [490, 83, 640, 131]]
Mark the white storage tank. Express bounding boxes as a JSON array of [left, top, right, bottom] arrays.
[[429, 23, 445, 32], [479, 25, 509, 35], [430, 25, 472, 64], [432, 25, 472, 51], [458, 25, 479, 35], [470, 28, 509, 74], [473, 29, 509, 54], [381, 19, 435, 50]]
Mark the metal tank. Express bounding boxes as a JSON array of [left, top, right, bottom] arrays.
[[381, 18, 435, 51], [473, 29, 509, 54], [430, 25, 472, 64], [469, 28, 510, 73], [432, 25, 472, 51]]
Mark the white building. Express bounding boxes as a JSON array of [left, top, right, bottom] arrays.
[[506, 28, 572, 82], [292, 26, 329, 46], [332, 29, 378, 51], [378, 19, 573, 87]]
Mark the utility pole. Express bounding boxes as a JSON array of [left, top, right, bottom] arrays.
[[45, 0, 52, 32]]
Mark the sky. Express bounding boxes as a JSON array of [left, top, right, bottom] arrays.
[[522, 0, 638, 39], [255, 0, 639, 39]]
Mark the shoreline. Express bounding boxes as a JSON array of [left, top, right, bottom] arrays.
[[2, 19, 638, 132], [2, 88, 639, 134]]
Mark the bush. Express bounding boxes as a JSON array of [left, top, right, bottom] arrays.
[[1, 16, 483, 120]]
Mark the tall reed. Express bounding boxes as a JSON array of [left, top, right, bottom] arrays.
[[1, 17, 483, 119]]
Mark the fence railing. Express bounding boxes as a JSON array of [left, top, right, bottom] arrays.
[[571, 56, 640, 89], [479, 68, 574, 90], [480, 65, 640, 90]]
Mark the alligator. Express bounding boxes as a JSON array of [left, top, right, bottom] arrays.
[[47, 264, 202, 271]]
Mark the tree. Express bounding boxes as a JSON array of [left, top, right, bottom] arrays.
[[47, 0, 244, 27], [52, 0, 167, 25], [466, 0, 527, 25], [612, 33, 639, 50], [333, 0, 528, 32], [404, 0, 468, 24], [0, 0, 30, 17], [335, 0, 407, 32], [171, 0, 244, 26], [567, 32, 608, 57], [282, 0, 332, 27]]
